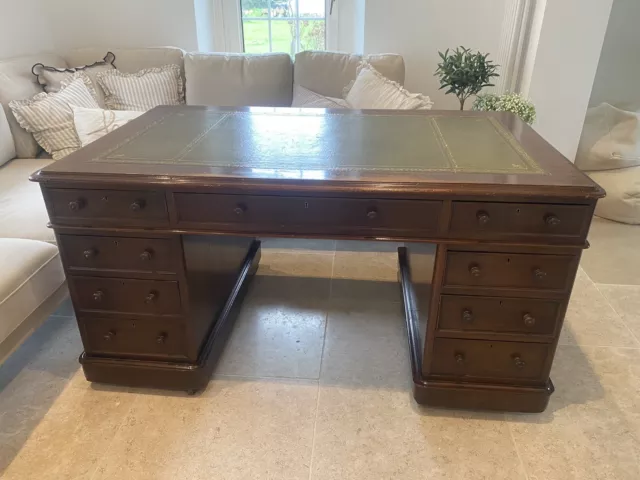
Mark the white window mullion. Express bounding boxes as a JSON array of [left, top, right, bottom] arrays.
[[295, 0, 301, 53], [267, 0, 273, 52]]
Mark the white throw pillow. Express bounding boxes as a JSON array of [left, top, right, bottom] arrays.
[[72, 106, 143, 147], [9, 72, 100, 160], [345, 62, 433, 110], [97, 64, 185, 111], [291, 84, 350, 109]]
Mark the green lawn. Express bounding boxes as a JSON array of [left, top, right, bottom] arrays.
[[242, 19, 324, 54]]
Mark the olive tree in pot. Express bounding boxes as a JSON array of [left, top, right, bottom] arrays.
[[434, 46, 499, 110]]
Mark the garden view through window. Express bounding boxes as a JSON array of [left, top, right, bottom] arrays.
[[241, 0, 326, 55]]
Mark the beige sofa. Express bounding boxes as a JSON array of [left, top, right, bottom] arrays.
[[0, 47, 405, 362]]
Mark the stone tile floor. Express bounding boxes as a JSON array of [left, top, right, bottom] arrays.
[[0, 216, 639, 479]]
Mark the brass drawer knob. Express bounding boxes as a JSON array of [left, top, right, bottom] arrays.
[[455, 353, 465, 365], [92, 290, 104, 302], [545, 214, 561, 227], [476, 210, 490, 225], [144, 291, 157, 304], [234, 204, 247, 215], [513, 356, 526, 369], [103, 330, 115, 341], [523, 313, 536, 327], [83, 248, 97, 259], [140, 250, 153, 262], [68, 198, 85, 211], [130, 199, 146, 211], [462, 309, 474, 323], [367, 208, 378, 220], [469, 264, 482, 277], [533, 268, 547, 280], [156, 332, 167, 344]]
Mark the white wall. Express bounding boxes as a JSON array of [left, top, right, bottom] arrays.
[[42, 0, 200, 52], [0, 0, 53, 59], [362, 0, 509, 110], [524, 0, 613, 161], [589, 0, 640, 109]]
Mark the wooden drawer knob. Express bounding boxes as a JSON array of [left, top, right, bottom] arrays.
[[367, 208, 378, 220], [68, 198, 85, 211], [83, 248, 97, 259], [139, 250, 153, 262], [513, 356, 526, 369], [545, 214, 561, 227], [476, 210, 490, 225], [455, 353, 465, 365], [462, 309, 474, 323], [130, 199, 146, 211], [523, 313, 536, 327], [234, 204, 247, 215], [92, 290, 104, 302], [533, 268, 547, 280], [103, 330, 115, 341], [469, 264, 482, 277], [144, 291, 157, 304], [156, 332, 168, 344]]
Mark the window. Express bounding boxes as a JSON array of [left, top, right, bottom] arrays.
[[240, 0, 327, 55]]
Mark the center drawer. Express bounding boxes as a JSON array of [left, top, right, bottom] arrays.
[[444, 251, 575, 291], [174, 193, 441, 237], [430, 338, 549, 381], [69, 277, 182, 316]]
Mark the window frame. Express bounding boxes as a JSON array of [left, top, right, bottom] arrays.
[[213, 0, 339, 54]]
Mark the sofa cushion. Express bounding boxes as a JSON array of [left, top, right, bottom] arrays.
[[64, 47, 186, 85], [294, 51, 405, 99], [0, 238, 65, 346], [33, 51, 116, 107], [10, 73, 100, 160], [0, 106, 16, 167], [0, 158, 56, 243], [185, 52, 293, 107], [0, 53, 68, 158], [588, 166, 640, 224], [291, 84, 349, 109], [97, 64, 184, 111]]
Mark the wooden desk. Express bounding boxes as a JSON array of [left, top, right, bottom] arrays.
[[32, 106, 604, 412]]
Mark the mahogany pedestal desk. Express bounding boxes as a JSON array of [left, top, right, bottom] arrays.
[[32, 106, 604, 413]]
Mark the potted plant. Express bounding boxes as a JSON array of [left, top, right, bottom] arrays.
[[434, 46, 499, 110], [473, 92, 536, 124]]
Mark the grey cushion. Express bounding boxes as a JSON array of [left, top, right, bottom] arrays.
[[294, 51, 405, 99], [0, 107, 15, 166], [64, 47, 186, 85], [184, 52, 293, 107], [0, 53, 68, 158]]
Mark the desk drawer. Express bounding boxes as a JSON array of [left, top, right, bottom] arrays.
[[438, 295, 561, 336], [70, 277, 182, 316], [174, 193, 441, 236], [444, 252, 575, 291], [449, 202, 590, 239], [80, 317, 187, 360], [59, 235, 179, 274], [430, 338, 549, 381], [47, 189, 168, 224]]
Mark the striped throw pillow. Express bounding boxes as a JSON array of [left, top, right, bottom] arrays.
[[9, 72, 99, 160], [97, 64, 184, 111]]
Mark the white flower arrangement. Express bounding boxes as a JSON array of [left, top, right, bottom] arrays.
[[472, 92, 536, 125]]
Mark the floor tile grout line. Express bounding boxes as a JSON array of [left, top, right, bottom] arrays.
[[592, 282, 640, 288], [307, 378, 322, 480], [215, 373, 321, 381], [507, 417, 531, 480], [557, 343, 640, 350], [592, 282, 640, 347]]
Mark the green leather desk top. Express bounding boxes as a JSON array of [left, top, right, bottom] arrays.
[[94, 108, 543, 175], [35, 106, 604, 199]]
